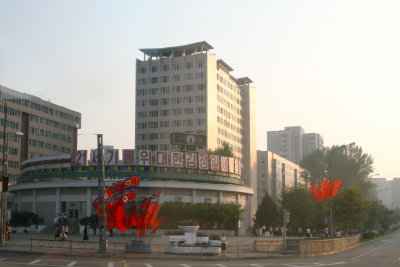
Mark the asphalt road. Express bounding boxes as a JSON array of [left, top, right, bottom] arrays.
[[0, 232, 399, 267]]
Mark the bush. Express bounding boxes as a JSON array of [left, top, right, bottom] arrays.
[[209, 234, 221, 240], [10, 211, 43, 226], [178, 219, 199, 226], [362, 231, 376, 239], [196, 231, 208, 237]]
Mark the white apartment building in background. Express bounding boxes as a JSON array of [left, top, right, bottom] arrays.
[[267, 126, 324, 164], [257, 150, 305, 205], [135, 41, 257, 231]]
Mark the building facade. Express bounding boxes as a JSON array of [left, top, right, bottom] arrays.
[[0, 85, 81, 184], [267, 126, 324, 164], [10, 153, 253, 229], [256, 150, 305, 205], [135, 41, 257, 229]]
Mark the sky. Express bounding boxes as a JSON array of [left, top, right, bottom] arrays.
[[0, 0, 399, 179]]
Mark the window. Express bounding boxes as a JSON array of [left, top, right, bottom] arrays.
[[162, 65, 169, 71], [149, 110, 158, 117], [148, 122, 158, 128], [160, 76, 169, 83], [150, 77, 158, 84], [186, 62, 193, 69], [151, 66, 158, 73]]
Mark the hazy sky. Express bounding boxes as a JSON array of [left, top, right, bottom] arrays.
[[1, 0, 399, 179]]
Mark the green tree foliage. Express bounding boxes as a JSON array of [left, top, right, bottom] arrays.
[[281, 187, 319, 229], [333, 186, 369, 230], [301, 144, 374, 193], [159, 202, 243, 230], [207, 142, 234, 157], [10, 211, 43, 226], [254, 193, 281, 227]]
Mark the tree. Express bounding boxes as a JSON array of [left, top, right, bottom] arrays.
[[333, 186, 369, 232], [10, 211, 43, 226], [207, 142, 234, 157], [281, 187, 317, 229], [301, 144, 375, 194], [254, 193, 281, 227]]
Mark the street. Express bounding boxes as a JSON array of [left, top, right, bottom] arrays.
[[0, 232, 399, 267]]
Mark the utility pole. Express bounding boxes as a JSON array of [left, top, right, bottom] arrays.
[[97, 134, 107, 252]]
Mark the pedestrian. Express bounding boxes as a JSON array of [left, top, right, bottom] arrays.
[[262, 225, 266, 236], [6, 223, 11, 240], [60, 224, 67, 240], [269, 226, 273, 236], [220, 233, 227, 253], [53, 215, 58, 227], [306, 228, 311, 238], [83, 225, 89, 240], [252, 225, 258, 238], [64, 224, 69, 236]]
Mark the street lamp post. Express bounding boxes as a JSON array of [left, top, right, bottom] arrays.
[[328, 142, 355, 238], [97, 134, 107, 253]]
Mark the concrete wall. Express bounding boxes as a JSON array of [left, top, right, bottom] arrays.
[[298, 236, 360, 255], [254, 236, 360, 255]]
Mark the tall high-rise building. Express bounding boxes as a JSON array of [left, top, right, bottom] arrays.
[[0, 85, 81, 183], [267, 126, 324, 164], [135, 41, 258, 224]]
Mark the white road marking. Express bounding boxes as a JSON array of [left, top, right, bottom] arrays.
[[67, 261, 77, 266], [0, 258, 5, 261], [250, 264, 263, 267], [216, 264, 227, 267], [283, 263, 346, 267], [350, 240, 389, 260], [181, 264, 192, 267], [108, 262, 115, 267], [145, 264, 153, 267], [28, 259, 41, 265]]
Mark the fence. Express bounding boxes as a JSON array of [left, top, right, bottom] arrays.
[[3, 236, 359, 258]]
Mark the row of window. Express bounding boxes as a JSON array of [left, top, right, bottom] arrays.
[[138, 61, 203, 74], [0, 119, 20, 130], [217, 106, 242, 124], [29, 115, 75, 133], [137, 118, 206, 132], [137, 72, 204, 85], [29, 127, 72, 143], [217, 116, 243, 135], [1, 94, 80, 124], [28, 138, 71, 153], [137, 95, 206, 107], [0, 106, 22, 117], [0, 145, 19, 155], [217, 95, 242, 115], [0, 159, 19, 169], [136, 84, 206, 97], [217, 127, 242, 145], [217, 74, 241, 94], [217, 84, 242, 105]]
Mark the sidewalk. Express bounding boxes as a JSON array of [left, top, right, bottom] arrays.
[[0, 233, 293, 260]]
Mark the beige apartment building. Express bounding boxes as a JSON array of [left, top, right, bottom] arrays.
[[257, 150, 305, 205], [0, 85, 81, 184], [135, 41, 257, 230]]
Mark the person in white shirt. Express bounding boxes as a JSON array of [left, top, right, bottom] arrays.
[[220, 233, 227, 252]]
